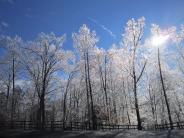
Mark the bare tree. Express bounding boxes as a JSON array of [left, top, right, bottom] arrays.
[[0, 36, 22, 124], [158, 48, 173, 129]]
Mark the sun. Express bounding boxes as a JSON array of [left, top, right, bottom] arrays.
[[151, 34, 169, 47]]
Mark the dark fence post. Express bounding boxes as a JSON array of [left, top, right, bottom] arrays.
[[51, 121, 54, 131], [24, 121, 26, 130], [177, 122, 180, 129], [70, 122, 72, 130], [85, 122, 87, 130]]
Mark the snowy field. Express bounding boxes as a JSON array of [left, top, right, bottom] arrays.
[[0, 129, 184, 138]]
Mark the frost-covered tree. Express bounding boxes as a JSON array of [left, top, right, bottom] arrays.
[[73, 24, 99, 129], [0, 36, 23, 123], [22, 33, 72, 129], [121, 17, 147, 130], [1, 17, 184, 131]]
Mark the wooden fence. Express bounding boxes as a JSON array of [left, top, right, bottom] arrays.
[[0, 121, 138, 131], [155, 122, 184, 130], [1, 121, 184, 131]]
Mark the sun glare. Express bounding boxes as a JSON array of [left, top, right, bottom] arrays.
[[151, 34, 169, 47]]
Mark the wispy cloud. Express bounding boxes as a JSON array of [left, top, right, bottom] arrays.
[[1, 21, 9, 28], [0, 21, 9, 32], [100, 25, 116, 39], [88, 17, 116, 39]]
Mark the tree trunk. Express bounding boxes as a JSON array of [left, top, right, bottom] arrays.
[[158, 48, 173, 129], [63, 73, 72, 129], [148, 84, 156, 124], [84, 52, 91, 128], [99, 55, 109, 123], [6, 84, 10, 112], [123, 81, 131, 125], [40, 95, 45, 129], [133, 76, 142, 130], [41, 75, 46, 130], [11, 58, 15, 128], [132, 53, 142, 130], [86, 51, 96, 130]]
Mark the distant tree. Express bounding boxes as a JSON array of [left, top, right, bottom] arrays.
[[0, 36, 22, 123]]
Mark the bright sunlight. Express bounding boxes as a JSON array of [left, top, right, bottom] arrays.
[[151, 34, 170, 47]]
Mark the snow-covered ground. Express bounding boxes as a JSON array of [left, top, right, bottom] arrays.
[[0, 129, 184, 138]]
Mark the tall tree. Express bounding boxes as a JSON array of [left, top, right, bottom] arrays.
[[73, 24, 98, 129], [22, 33, 70, 129], [122, 17, 147, 130], [151, 24, 175, 129], [158, 48, 173, 129], [0, 36, 22, 123]]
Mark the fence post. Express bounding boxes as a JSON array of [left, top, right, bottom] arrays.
[[177, 122, 180, 129], [70, 122, 72, 130], [85, 122, 87, 130], [51, 121, 54, 131], [24, 121, 26, 130]]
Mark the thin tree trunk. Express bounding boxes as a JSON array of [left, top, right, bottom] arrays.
[[153, 91, 158, 124], [99, 55, 109, 123], [84, 52, 91, 128], [41, 75, 46, 130], [123, 81, 131, 125], [158, 48, 173, 129], [11, 58, 15, 128], [63, 73, 73, 129], [132, 54, 142, 130], [86, 52, 96, 130], [40, 94, 45, 129], [6, 84, 10, 112], [86, 51, 96, 130], [133, 75, 142, 130], [148, 84, 156, 124]]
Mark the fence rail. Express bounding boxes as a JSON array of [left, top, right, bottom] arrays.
[[1, 121, 184, 131], [0, 121, 138, 131], [155, 122, 184, 130]]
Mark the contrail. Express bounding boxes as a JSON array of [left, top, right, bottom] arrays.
[[88, 17, 116, 39]]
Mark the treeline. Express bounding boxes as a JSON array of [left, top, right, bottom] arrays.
[[0, 17, 184, 130]]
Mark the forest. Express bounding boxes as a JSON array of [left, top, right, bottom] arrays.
[[0, 17, 184, 131]]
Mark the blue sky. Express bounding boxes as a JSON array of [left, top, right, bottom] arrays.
[[0, 0, 184, 50]]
